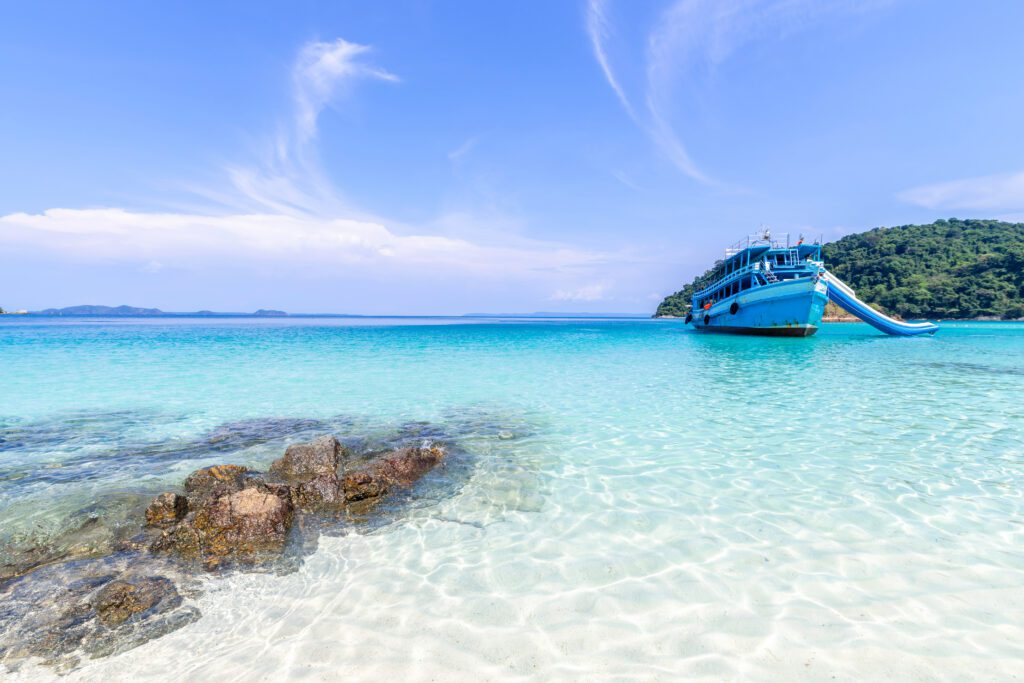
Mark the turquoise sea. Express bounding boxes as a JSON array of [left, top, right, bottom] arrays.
[[2, 317, 1023, 680]]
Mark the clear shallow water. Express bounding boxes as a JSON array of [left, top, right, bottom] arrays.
[[2, 317, 1023, 680]]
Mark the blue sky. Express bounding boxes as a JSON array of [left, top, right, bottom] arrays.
[[2, 0, 1023, 314]]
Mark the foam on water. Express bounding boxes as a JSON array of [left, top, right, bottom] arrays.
[[1, 317, 1023, 680]]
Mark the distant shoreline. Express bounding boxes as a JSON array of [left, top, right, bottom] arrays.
[[1, 312, 654, 320], [654, 314, 1023, 322]]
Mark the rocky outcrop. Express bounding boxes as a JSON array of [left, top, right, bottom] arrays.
[[1, 426, 461, 673], [154, 486, 293, 568], [290, 472, 345, 510], [144, 492, 188, 528], [342, 470, 390, 502], [182, 464, 251, 499], [149, 438, 446, 565], [377, 444, 447, 485], [269, 435, 346, 481], [343, 444, 447, 503]]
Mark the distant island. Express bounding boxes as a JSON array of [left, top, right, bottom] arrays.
[[655, 218, 1024, 320], [0, 306, 651, 319], [25, 306, 288, 317]]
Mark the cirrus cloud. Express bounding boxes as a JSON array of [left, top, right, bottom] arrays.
[[551, 282, 611, 302], [2, 36, 641, 310], [897, 171, 1024, 212], [586, 0, 894, 185], [292, 38, 398, 144]]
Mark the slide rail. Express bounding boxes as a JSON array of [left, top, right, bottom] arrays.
[[821, 270, 938, 336]]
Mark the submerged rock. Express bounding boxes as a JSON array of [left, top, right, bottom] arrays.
[[93, 576, 179, 627], [0, 556, 199, 671], [144, 493, 188, 528], [1, 494, 150, 582], [269, 435, 346, 481]]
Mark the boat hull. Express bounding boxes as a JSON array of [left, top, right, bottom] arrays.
[[690, 277, 827, 336]]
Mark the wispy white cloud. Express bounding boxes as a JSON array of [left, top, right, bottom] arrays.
[[3, 37, 632, 304], [292, 39, 398, 144], [587, 0, 892, 185], [0, 208, 609, 278], [202, 38, 400, 218], [610, 169, 643, 190], [551, 282, 611, 302], [448, 137, 478, 163], [586, 0, 638, 121], [897, 171, 1024, 211]]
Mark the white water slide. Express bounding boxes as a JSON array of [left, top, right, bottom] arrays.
[[821, 270, 938, 336]]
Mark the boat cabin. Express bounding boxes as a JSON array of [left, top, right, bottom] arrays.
[[692, 233, 822, 311]]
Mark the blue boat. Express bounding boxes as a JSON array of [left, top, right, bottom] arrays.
[[686, 230, 938, 337]]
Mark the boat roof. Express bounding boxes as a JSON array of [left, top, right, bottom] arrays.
[[723, 231, 821, 263]]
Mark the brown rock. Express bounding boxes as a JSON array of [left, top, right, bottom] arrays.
[[341, 444, 446, 503], [377, 444, 446, 485], [93, 577, 180, 627], [341, 470, 389, 502], [291, 473, 344, 511], [153, 523, 200, 558], [270, 435, 346, 481], [165, 487, 294, 566], [144, 493, 188, 528], [183, 464, 251, 499]]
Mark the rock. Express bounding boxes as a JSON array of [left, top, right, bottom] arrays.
[[159, 487, 294, 566], [93, 576, 179, 627], [290, 472, 344, 511], [341, 470, 389, 502], [341, 444, 447, 503], [144, 493, 188, 528], [270, 435, 346, 481], [377, 444, 447, 486], [182, 464, 250, 500], [0, 557, 199, 672]]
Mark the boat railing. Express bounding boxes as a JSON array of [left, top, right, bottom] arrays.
[[692, 252, 815, 299], [693, 261, 760, 298], [723, 232, 795, 257]]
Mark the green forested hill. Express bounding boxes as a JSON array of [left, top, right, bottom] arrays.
[[655, 219, 1024, 319], [654, 271, 712, 318]]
